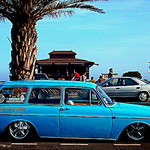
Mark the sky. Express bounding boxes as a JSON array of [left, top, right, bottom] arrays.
[[0, 0, 150, 81]]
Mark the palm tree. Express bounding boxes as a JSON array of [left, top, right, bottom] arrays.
[[0, 0, 106, 80]]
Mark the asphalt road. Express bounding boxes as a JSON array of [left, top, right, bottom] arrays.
[[0, 139, 150, 150]]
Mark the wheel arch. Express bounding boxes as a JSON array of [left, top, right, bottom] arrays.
[[137, 91, 149, 102], [116, 121, 150, 141], [138, 91, 149, 97], [2, 119, 39, 137]]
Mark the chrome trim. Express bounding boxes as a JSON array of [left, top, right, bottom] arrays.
[[40, 136, 116, 141], [0, 113, 111, 118], [60, 115, 112, 118], [115, 116, 150, 119], [0, 114, 58, 117], [0, 113, 150, 120], [9, 121, 30, 139]]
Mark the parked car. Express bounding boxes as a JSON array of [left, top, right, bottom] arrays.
[[0, 80, 150, 141], [34, 73, 49, 80], [99, 77, 150, 102], [0, 81, 6, 84]]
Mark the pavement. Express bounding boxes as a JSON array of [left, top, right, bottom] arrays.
[[0, 140, 150, 150]]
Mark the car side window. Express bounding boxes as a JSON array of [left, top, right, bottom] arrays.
[[105, 79, 119, 86], [29, 88, 61, 105], [0, 87, 28, 104], [91, 90, 101, 105], [65, 88, 101, 106], [122, 79, 138, 86], [65, 88, 90, 105]]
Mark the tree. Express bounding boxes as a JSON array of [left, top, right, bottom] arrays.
[[122, 71, 142, 79], [0, 0, 106, 80]]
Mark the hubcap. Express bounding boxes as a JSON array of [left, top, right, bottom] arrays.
[[139, 93, 147, 102], [9, 121, 30, 139], [126, 123, 146, 140]]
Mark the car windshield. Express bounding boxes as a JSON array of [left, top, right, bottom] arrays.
[[96, 86, 114, 105], [134, 78, 147, 85], [141, 79, 150, 84], [98, 78, 111, 86]]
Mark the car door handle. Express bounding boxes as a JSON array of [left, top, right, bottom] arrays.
[[136, 87, 140, 89], [59, 108, 70, 113], [116, 88, 120, 89]]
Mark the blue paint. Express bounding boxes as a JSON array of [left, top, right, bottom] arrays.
[[0, 80, 150, 140]]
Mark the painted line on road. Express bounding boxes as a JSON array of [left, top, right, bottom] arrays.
[[114, 144, 141, 146], [61, 143, 88, 146], [0, 144, 11, 148], [0, 144, 7, 147], [11, 143, 37, 146]]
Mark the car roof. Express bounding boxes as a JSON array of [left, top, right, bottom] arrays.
[[110, 77, 138, 80], [1, 80, 97, 88], [99, 77, 139, 85]]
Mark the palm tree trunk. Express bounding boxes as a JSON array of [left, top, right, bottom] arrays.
[[10, 23, 38, 80]]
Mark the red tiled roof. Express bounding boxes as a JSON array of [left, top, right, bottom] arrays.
[[37, 58, 94, 64], [49, 50, 76, 55]]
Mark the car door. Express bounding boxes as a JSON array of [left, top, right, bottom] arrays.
[[119, 78, 140, 97], [101, 78, 121, 97], [59, 88, 112, 139], [27, 87, 61, 137]]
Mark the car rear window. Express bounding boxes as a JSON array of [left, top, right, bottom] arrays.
[[0, 87, 28, 104], [28, 88, 61, 105], [122, 78, 138, 86]]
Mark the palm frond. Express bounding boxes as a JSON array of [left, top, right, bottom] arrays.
[[0, 0, 16, 14], [65, 3, 105, 13], [0, 0, 19, 22], [66, 0, 108, 4], [0, 0, 106, 22], [46, 10, 73, 19], [0, 14, 6, 22], [34, 0, 105, 21], [0, 7, 12, 21]]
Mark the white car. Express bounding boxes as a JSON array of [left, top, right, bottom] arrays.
[[99, 77, 150, 102]]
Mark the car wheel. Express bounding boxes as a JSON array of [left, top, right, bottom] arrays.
[[138, 92, 148, 102], [8, 121, 31, 140], [126, 123, 147, 141]]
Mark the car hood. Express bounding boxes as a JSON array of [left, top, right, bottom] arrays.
[[141, 84, 150, 89], [109, 102, 150, 118]]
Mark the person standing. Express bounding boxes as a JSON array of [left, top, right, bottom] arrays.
[[82, 72, 87, 82], [108, 68, 113, 78], [55, 70, 60, 80], [65, 69, 70, 80], [96, 76, 105, 83], [71, 70, 80, 81], [89, 77, 95, 83]]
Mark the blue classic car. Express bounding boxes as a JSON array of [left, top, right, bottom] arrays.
[[0, 80, 150, 141]]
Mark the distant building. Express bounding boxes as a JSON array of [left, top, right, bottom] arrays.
[[101, 73, 118, 79], [36, 50, 96, 80]]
